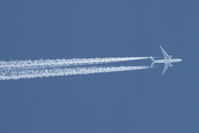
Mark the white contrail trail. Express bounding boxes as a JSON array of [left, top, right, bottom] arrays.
[[0, 65, 149, 80], [0, 57, 151, 69]]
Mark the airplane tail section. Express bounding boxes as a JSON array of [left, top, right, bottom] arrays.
[[150, 62, 155, 68], [150, 57, 155, 68], [150, 57, 155, 62]]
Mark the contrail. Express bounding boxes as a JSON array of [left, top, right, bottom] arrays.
[[0, 57, 151, 69], [0, 65, 150, 80]]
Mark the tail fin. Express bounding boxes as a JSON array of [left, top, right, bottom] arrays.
[[150, 57, 155, 62], [150, 57, 155, 68], [150, 62, 155, 68]]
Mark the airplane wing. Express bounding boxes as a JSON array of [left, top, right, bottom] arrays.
[[160, 46, 169, 59], [162, 63, 169, 76]]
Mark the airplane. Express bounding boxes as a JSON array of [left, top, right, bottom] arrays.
[[150, 46, 182, 76]]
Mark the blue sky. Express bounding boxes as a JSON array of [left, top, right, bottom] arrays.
[[0, 0, 198, 133]]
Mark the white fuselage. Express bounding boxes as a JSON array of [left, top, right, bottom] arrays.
[[154, 58, 182, 64]]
